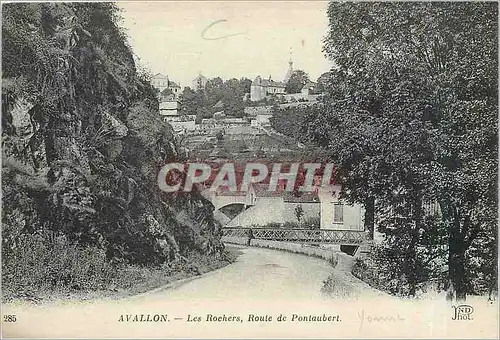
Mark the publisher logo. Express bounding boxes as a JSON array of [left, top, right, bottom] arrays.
[[451, 304, 474, 321]]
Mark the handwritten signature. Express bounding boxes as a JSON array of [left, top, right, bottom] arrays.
[[358, 309, 405, 331], [201, 19, 246, 40]]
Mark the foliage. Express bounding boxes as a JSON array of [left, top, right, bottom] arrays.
[[160, 88, 174, 100], [318, 2, 498, 300], [271, 2, 497, 300], [285, 70, 310, 94], [179, 77, 251, 118], [179, 87, 200, 116], [215, 130, 224, 141], [2, 228, 239, 301], [2, 231, 115, 298], [257, 218, 320, 230], [294, 204, 304, 222], [269, 104, 322, 142], [315, 72, 331, 94], [301, 216, 321, 229]]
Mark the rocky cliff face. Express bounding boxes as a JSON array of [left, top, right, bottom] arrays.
[[2, 3, 223, 267]]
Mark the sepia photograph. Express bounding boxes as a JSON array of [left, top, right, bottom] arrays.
[[1, 1, 498, 338]]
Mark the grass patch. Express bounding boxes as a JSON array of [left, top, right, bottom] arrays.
[[321, 274, 356, 299], [2, 232, 241, 304]]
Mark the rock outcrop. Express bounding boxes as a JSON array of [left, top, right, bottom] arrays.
[[2, 3, 223, 268]]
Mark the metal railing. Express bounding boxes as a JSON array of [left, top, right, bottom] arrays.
[[222, 227, 370, 245]]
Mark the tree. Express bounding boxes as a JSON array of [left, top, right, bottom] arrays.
[[160, 88, 174, 99], [188, 77, 248, 117], [294, 204, 304, 223], [239, 77, 252, 94], [270, 105, 320, 143], [215, 130, 224, 141], [206, 77, 224, 92], [223, 96, 244, 117], [316, 72, 331, 94], [314, 2, 497, 300], [194, 113, 203, 124], [285, 70, 309, 94], [196, 107, 212, 119], [179, 87, 203, 116], [220, 78, 245, 117]]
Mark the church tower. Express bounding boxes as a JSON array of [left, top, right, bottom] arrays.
[[284, 48, 294, 83]]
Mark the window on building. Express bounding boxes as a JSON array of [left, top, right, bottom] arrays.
[[333, 203, 343, 223]]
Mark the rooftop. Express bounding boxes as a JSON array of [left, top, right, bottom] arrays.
[[153, 73, 168, 79], [193, 74, 207, 81], [253, 76, 286, 88], [168, 81, 181, 88], [301, 81, 317, 90], [282, 191, 320, 203]]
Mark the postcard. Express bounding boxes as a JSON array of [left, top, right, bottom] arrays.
[[1, 1, 498, 338]]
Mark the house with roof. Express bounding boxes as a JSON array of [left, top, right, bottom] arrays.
[[250, 76, 286, 101], [200, 159, 366, 231], [167, 81, 181, 97], [317, 185, 365, 231], [215, 182, 320, 227], [159, 93, 181, 123], [192, 74, 208, 91], [214, 183, 295, 227], [213, 99, 224, 114], [152, 73, 182, 99], [250, 58, 307, 101], [301, 81, 318, 95], [151, 73, 169, 92], [207, 180, 364, 232]]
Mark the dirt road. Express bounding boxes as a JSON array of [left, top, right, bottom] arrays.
[[2, 246, 495, 339]]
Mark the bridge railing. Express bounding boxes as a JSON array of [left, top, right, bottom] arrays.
[[222, 227, 370, 245]]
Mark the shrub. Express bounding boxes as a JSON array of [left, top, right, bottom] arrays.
[[281, 221, 300, 229], [2, 231, 115, 299], [321, 274, 355, 298], [215, 130, 224, 141], [301, 216, 320, 229], [351, 249, 413, 297]]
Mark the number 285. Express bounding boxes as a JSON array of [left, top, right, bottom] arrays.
[[3, 315, 17, 322]]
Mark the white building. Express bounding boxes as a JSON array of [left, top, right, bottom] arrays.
[[170, 121, 196, 134], [211, 179, 364, 232], [301, 81, 318, 95], [192, 74, 208, 91], [250, 76, 286, 101], [151, 73, 169, 92], [318, 185, 365, 231], [151, 73, 182, 98], [167, 81, 181, 97], [159, 100, 180, 122]]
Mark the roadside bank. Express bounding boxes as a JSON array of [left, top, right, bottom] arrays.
[[3, 247, 243, 305]]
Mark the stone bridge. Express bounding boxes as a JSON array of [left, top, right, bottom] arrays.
[[206, 193, 250, 211]]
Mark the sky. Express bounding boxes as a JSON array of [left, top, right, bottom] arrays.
[[118, 1, 332, 87]]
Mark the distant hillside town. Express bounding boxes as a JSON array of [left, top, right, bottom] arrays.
[[150, 59, 327, 135]]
